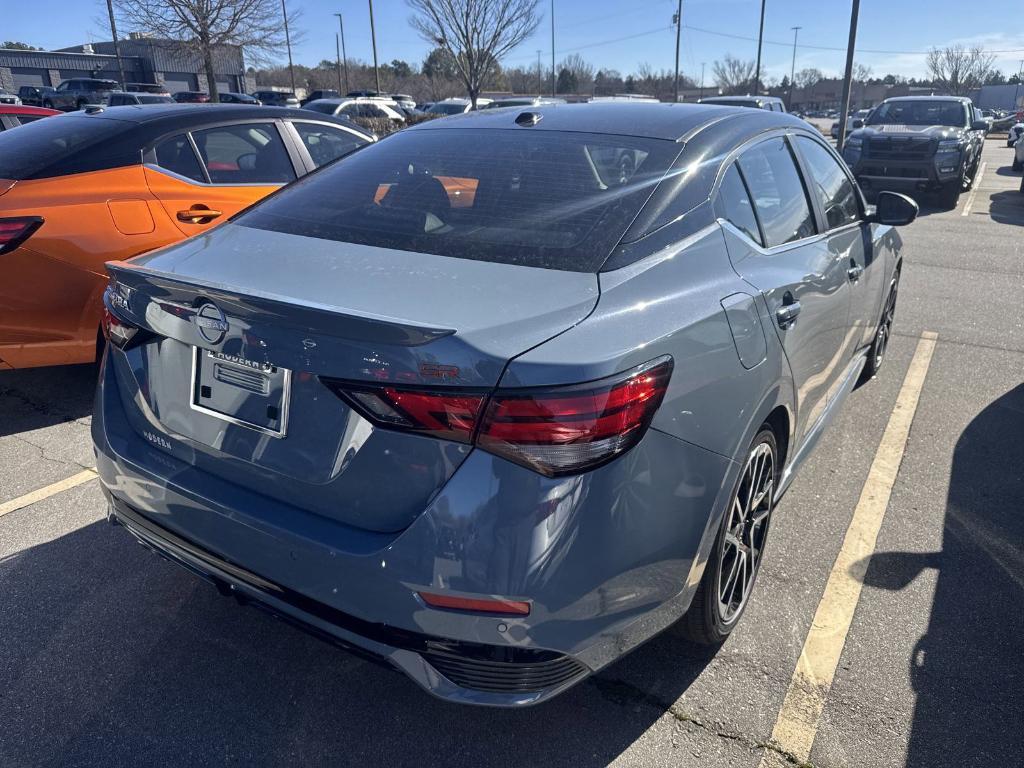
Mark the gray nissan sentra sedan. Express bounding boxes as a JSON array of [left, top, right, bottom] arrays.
[[93, 102, 917, 706]]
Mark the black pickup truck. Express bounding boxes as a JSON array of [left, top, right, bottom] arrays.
[[842, 96, 987, 208]]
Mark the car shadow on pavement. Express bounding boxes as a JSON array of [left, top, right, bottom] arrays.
[[0, 363, 97, 437], [857, 383, 1024, 767], [0, 516, 715, 767], [985, 190, 1024, 226]]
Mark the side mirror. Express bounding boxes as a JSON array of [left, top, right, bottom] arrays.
[[971, 119, 990, 131], [852, 119, 864, 129], [869, 191, 918, 226]]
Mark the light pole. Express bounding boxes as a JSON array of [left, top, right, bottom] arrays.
[[753, 0, 766, 94], [281, 0, 296, 93], [700, 61, 705, 100], [334, 13, 350, 94], [789, 26, 801, 110], [368, 0, 381, 94], [537, 49, 543, 95], [836, 0, 861, 151], [673, 0, 683, 102], [550, 0, 556, 97], [104, 0, 126, 90], [335, 34, 343, 94]]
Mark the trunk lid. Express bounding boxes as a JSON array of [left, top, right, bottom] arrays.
[[106, 223, 598, 533]]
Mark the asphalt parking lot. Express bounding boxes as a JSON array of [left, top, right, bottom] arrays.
[[1, 136, 1022, 768]]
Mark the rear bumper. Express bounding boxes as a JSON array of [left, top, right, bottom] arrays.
[[92, 352, 737, 706]]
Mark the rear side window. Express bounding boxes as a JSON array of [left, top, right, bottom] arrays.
[[154, 133, 206, 183], [293, 122, 367, 167], [237, 127, 680, 271], [191, 123, 295, 184], [737, 138, 816, 247], [0, 115, 132, 179], [795, 136, 860, 229], [716, 163, 761, 244]]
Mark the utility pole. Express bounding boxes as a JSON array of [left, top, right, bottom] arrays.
[[836, 0, 861, 152], [753, 0, 766, 95], [281, 0, 296, 93], [550, 0, 556, 97], [335, 34, 343, 94], [104, 0, 126, 90], [537, 49, 543, 95], [368, 0, 381, 94], [1015, 59, 1023, 111], [700, 61, 705, 100], [334, 13, 350, 94], [789, 26, 801, 110], [673, 0, 683, 102]]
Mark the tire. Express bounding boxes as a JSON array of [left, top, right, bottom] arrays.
[[76, 99, 87, 111], [860, 270, 899, 383], [42, 99, 53, 110], [1014, 159, 1022, 172], [680, 427, 778, 645]]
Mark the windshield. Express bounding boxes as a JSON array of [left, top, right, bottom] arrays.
[[428, 103, 467, 115], [138, 94, 174, 104], [237, 127, 680, 272], [868, 100, 967, 127], [303, 101, 338, 114], [702, 98, 759, 109]]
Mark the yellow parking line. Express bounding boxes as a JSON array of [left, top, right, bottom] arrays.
[[0, 469, 98, 519], [961, 161, 987, 217], [758, 331, 938, 767]]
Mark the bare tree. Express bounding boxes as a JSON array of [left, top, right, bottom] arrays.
[[560, 53, 594, 94], [113, 0, 298, 100], [407, 0, 541, 107], [713, 55, 756, 95], [853, 63, 872, 82], [926, 44, 995, 96], [793, 67, 824, 89]]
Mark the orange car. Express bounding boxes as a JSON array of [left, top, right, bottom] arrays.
[[0, 104, 372, 369]]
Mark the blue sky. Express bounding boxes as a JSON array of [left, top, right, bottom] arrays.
[[7, 0, 1024, 82]]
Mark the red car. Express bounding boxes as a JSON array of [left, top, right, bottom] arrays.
[[0, 105, 60, 132]]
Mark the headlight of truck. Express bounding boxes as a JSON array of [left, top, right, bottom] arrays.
[[936, 139, 961, 154]]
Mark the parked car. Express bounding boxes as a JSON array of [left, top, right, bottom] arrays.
[[484, 97, 566, 109], [107, 91, 176, 106], [426, 97, 493, 115], [301, 89, 340, 106], [1013, 132, 1024, 171], [346, 89, 381, 98], [0, 104, 373, 369], [1007, 122, 1024, 148], [218, 92, 261, 105], [172, 91, 211, 103], [125, 83, 171, 94], [389, 93, 417, 111], [43, 78, 119, 111], [0, 89, 22, 105], [93, 103, 915, 706], [831, 109, 872, 139], [251, 90, 300, 108], [304, 97, 405, 123], [842, 95, 987, 208], [0, 104, 60, 132], [17, 85, 53, 106], [699, 94, 787, 112]]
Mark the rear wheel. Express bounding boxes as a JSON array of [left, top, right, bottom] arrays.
[[1013, 159, 1022, 172], [680, 427, 777, 645]]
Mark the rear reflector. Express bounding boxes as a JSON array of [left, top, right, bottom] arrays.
[[418, 591, 531, 616], [101, 307, 139, 348], [326, 357, 672, 477], [0, 216, 43, 255]]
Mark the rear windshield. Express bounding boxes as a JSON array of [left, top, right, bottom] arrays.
[[304, 101, 338, 114], [237, 127, 680, 271], [427, 103, 468, 115], [868, 100, 968, 127], [0, 115, 132, 179], [702, 98, 759, 109]]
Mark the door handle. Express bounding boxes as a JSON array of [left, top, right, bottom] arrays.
[[848, 264, 864, 282], [776, 301, 802, 329], [177, 206, 223, 224]]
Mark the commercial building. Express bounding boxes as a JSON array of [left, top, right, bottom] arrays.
[[0, 37, 254, 95]]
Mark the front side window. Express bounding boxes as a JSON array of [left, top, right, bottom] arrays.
[[190, 123, 295, 184], [154, 133, 206, 183], [237, 127, 680, 272], [293, 122, 367, 167], [737, 138, 816, 247], [716, 163, 761, 245], [795, 136, 860, 230]]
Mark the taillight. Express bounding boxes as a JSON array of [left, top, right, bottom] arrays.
[[101, 307, 139, 348], [0, 216, 43, 255], [326, 357, 672, 477]]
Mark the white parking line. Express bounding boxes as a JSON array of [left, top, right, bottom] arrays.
[[757, 331, 938, 767], [0, 469, 97, 519], [961, 161, 988, 217]]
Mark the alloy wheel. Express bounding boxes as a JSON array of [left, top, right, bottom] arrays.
[[874, 278, 898, 370], [717, 440, 775, 624]]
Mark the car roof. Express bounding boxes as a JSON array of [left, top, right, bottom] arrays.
[[882, 95, 971, 102], [703, 95, 781, 102], [73, 103, 306, 124], [409, 101, 804, 141]]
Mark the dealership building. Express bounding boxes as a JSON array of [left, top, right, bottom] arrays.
[[0, 37, 254, 95]]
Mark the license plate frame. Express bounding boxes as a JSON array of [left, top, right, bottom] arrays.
[[189, 347, 291, 438]]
